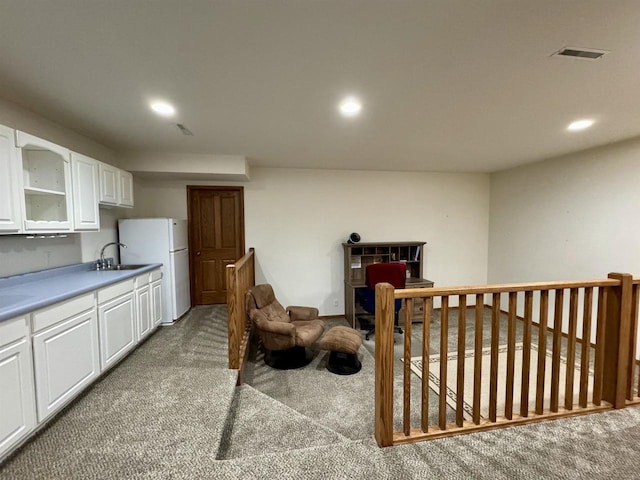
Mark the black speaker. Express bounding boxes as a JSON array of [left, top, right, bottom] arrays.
[[347, 232, 361, 244]]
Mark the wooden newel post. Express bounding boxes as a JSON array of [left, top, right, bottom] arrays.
[[603, 272, 633, 408], [374, 282, 395, 447]]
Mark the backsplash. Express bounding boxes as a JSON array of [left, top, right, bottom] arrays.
[[0, 209, 122, 278], [0, 234, 82, 277]]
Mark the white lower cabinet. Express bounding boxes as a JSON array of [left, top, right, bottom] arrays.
[[32, 294, 99, 422], [136, 274, 152, 341], [98, 279, 136, 371], [0, 268, 163, 460], [0, 316, 36, 459], [151, 278, 163, 326]]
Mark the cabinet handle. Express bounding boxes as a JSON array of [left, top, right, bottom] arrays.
[[196, 251, 201, 256]]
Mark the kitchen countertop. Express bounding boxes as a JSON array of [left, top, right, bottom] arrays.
[[0, 262, 162, 323]]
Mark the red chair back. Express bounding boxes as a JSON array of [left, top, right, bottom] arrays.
[[365, 262, 406, 290]]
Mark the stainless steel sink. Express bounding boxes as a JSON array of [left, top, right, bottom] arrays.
[[103, 264, 148, 271]]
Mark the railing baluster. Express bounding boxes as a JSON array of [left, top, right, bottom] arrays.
[[456, 295, 466, 427], [550, 289, 564, 413], [505, 292, 517, 419], [535, 290, 549, 415], [579, 287, 593, 408], [421, 297, 432, 433], [520, 290, 533, 417], [593, 287, 607, 406], [403, 299, 413, 436], [473, 294, 483, 425], [565, 288, 579, 410], [628, 284, 639, 400], [439, 296, 449, 430], [489, 293, 500, 422]]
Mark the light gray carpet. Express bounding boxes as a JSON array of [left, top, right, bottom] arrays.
[[219, 384, 348, 459], [243, 318, 378, 440], [4, 305, 640, 479], [0, 306, 237, 479], [180, 407, 640, 479]]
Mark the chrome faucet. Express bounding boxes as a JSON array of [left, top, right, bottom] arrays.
[[97, 242, 127, 270]]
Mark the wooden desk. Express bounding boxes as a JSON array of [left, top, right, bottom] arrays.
[[343, 241, 433, 328], [344, 277, 434, 328]]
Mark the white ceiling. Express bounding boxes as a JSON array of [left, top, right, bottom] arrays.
[[1, 0, 639, 173]]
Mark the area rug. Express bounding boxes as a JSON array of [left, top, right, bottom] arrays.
[[404, 343, 594, 420]]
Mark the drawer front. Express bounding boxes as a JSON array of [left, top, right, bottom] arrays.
[[150, 268, 162, 283], [134, 273, 150, 289], [0, 316, 29, 346], [32, 293, 95, 333], [97, 279, 134, 304]]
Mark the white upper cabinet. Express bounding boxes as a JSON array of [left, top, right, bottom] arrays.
[[70, 152, 100, 231], [15, 131, 73, 232], [0, 125, 22, 233], [99, 162, 134, 208], [119, 170, 134, 207], [99, 161, 119, 205]]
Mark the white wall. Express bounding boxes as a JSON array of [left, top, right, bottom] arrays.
[[488, 137, 640, 349], [489, 137, 640, 284], [0, 96, 120, 168], [133, 167, 491, 315], [0, 96, 128, 277]]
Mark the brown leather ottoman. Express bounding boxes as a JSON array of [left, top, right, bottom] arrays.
[[318, 326, 363, 375]]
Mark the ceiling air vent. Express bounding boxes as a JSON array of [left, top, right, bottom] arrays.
[[552, 47, 609, 60], [176, 123, 194, 136]]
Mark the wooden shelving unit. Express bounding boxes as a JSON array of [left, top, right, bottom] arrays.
[[343, 241, 433, 327]]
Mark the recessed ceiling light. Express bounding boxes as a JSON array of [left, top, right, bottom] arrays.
[[567, 119, 594, 131], [150, 101, 176, 117], [338, 96, 362, 117]]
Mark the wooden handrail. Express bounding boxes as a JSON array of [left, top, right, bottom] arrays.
[[226, 248, 255, 377], [374, 272, 639, 448], [395, 279, 620, 298]]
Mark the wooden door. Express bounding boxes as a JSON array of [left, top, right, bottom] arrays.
[[187, 186, 245, 305]]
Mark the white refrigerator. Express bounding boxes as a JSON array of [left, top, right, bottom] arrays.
[[118, 218, 191, 324]]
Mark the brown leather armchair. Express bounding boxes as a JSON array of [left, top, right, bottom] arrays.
[[246, 284, 324, 369]]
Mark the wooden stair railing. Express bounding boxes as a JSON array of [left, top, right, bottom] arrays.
[[375, 273, 639, 447], [226, 248, 255, 384]]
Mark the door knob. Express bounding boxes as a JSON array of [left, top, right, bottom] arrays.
[[196, 251, 201, 256]]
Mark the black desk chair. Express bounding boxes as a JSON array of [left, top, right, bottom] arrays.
[[356, 262, 406, 340]]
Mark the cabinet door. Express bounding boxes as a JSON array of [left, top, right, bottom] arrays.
[[136, 284, 151, 340], [32, 309, 99, 422], [16, 131, 73, 232], [0, 125, 22, 233], [0, 317, 36, 459], [151, 279, 163, 326], [119, 170, 134, 207], [70, 152, 100, 231], [98, 293, 136, 370], [99, 162, 119, 205]]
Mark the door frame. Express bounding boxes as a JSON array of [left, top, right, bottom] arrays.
[[186, 185, 245, 305]]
